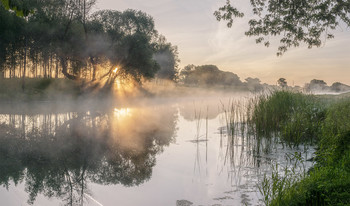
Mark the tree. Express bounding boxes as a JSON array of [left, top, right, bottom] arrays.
[[91, 9, 160, 83], [305, 79, 328, 91], [277, 78, 287, 88], [0, 0, 32, 16], [179, 64, 243, 87], [214, 0, 350, 56], [153, 35, 179, 81], [0, 3, 168, 85], [245, 77, 263, 91]]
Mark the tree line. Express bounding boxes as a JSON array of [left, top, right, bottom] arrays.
[[0, 0, 179, 84], [179, 64, 265, 91]]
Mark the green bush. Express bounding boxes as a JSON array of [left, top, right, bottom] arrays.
[[270, 165, 350, 206]]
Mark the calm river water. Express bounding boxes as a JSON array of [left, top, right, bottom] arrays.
[[0, 93, 314, 206]]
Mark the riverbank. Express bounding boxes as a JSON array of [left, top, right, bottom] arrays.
[[252, 91, 350, 205], [0, 78, 82, 102], [0, 78, 254, 103]]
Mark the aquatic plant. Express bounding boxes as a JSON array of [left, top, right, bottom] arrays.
[[259, 152, 306, 206], [258, 94, 350, 205], [247, 90, 326, 147]]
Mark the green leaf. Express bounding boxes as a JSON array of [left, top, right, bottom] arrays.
[[1, 0, 10, 10], [15, 9, 24, 17]]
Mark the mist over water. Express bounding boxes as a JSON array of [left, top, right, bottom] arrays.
[[0, 91, 314, 206]]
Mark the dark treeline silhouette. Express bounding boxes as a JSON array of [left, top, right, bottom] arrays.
[[0, 1, 178, 86], [305, 79, 350, 93], [0, 105, 178, 205], [179, 64, 265, 92], [273, 78, 350, 93]]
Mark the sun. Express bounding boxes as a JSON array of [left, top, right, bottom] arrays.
[[113, 67, 118, 73]]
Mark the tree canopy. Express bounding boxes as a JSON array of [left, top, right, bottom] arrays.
[[277, 78, 287, 88], [179, 64, 242, 87], [0, 0, 178, 85], [214, 0, 350, 55], [0, 0, 33, 16]]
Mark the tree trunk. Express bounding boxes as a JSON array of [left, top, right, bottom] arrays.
[[60, 57, 77, 80], [55, 57, 59, 78], [44, 61, 47, 78], [0, 65, 4, 78], [35, 56, 37, 78], [49, 55, 52, 78], [90, 56, 97, 80], [22, 39, 27, 91]]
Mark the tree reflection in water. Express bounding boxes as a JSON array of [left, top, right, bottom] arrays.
[[0, 105, 178, 205]]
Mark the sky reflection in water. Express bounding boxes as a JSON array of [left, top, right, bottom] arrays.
[[0, 96, 313, 206]]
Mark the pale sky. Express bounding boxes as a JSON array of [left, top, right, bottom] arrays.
[[95, 0, 350, 86]]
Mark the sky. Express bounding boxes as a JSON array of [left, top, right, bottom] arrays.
[[95, 0, 350, 86]]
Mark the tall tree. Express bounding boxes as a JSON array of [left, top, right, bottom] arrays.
[[90, 9, 160, 83]]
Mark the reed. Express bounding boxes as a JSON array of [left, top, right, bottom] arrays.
[[247, 90, 326, 147], [257, 93, 350, 205]]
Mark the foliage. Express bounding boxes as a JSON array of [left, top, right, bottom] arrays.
[[244, 77, 264, 92], [214, 0, 350, 55], [0, 1, 177, 84], [153, 35, 180, 81], [256, 93, 350, 205], [277, 78, 287, 88], [179, 64, 243, 87], [331, 82, 350, 93], [259, 152, 306, 206], [0, 0, 33, 16], [248, 90, 325, 145]]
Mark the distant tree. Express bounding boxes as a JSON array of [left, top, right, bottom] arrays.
[[330, 82, 350, 92], [245, 77, 263, 92], [179, 64, 242, 87], [310, 79, 327, 86], [305, 79, 328, 91], [277, 78, 288, 88], [214, 0, 350, 55], [179, 64, 196, 84]]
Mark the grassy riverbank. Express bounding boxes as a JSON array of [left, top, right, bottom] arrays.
[[0, 78, 81, 102], [252, 91, 350, 205]]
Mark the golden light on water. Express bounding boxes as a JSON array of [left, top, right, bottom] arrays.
[[114, 108, 132, 118], [113, 67, 118, 73]]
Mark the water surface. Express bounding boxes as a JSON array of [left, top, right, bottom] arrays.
[[0, 94, 314, 206]]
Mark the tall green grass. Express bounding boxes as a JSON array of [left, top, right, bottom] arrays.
[[259, 152, 307, 206], [253, 91, 350, 205], [247, 90, 326, 147]]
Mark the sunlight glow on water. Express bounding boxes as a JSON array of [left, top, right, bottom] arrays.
[[114, 108, 132, 119]]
